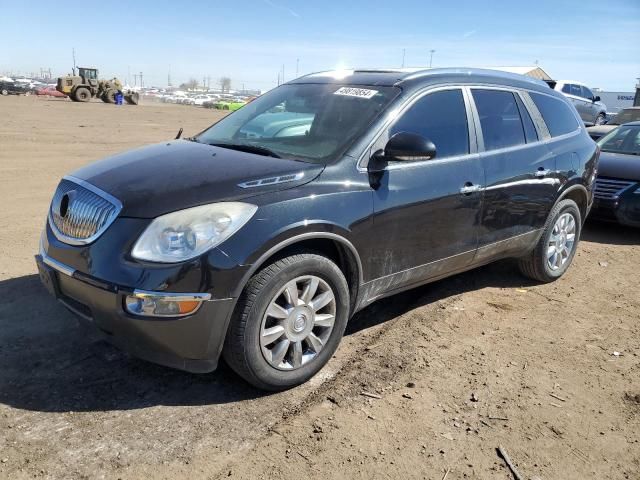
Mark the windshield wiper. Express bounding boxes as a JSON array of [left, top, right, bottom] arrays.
[[209, 142, 281, 158]]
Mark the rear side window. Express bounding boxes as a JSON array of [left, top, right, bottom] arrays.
[[391, 89, 469, 158], [472, 89, 525, 151], [529, 92, 580, 137]]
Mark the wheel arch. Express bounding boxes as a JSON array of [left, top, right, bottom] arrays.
[[230, 232, 364, 315], [556, 183, 589, 223]]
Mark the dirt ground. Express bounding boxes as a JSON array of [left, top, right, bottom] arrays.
[[0, 95, 638, 480]]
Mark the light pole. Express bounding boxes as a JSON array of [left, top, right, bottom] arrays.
[[402, 48, 406, 68], [429, 49, 436, 68]]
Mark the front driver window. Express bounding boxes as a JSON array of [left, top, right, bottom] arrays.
[[390, 89, 469, 159]]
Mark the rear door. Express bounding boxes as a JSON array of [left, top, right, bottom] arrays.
[[365, 87, 484, 295], [469, 88, 557, 258]]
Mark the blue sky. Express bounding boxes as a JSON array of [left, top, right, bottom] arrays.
[[0, 0, 638, 91]]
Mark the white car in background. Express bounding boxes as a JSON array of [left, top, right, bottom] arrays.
[[550, 80, 607, 126], [192, 95, 212, 106]]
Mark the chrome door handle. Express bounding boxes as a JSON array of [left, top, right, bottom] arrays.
[[535, 169, 552, 178], [460, 184, 482, 194]]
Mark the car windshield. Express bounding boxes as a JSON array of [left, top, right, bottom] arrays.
[[598, 125, 640, 155], [609, 109, 640, 126], [194, 84, 400, 163]]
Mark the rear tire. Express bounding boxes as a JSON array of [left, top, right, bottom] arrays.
[[223, 253, 350, 391], [1, 89, 8, 96], [518, 199, 581, 283], [595, 113, 606, 126], [74, 87, 91, 102]]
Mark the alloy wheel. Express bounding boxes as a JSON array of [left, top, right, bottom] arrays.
[[260, 275, 336, 370], [547, 212, 577, 270]]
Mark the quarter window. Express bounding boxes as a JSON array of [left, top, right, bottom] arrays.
[[530, 92, 580, 137], [472, 89, 526, 151], [561, 84, 571, 94], [390, 89, 469, 159]]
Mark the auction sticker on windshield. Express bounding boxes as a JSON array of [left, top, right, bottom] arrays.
[[334, 87, 379, 99]]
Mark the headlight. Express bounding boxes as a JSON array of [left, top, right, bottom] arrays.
[[131, 202, 257, 262]]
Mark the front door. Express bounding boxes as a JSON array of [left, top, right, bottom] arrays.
[[365, 88, 484, 298]]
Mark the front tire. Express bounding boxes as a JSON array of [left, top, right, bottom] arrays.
[[595, 113, 606, 126], [518, 199, 582, 282], [223, 253, 350, 391], [74, 87, 91, 102]]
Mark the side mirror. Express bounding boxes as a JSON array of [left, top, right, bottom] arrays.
[[593, 95, 601, 103], [383, 132, 437, 162]]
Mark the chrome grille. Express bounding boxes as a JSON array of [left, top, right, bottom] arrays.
[[48, 177, 122, 245], [594, 177, 636, 200]]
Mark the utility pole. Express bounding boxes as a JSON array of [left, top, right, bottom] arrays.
[[282, 64, 285, 84], [402, 48, 406, 68], [72, 47, 77, 75], [277, 71, 281, 86], [429, 49, 436, 68], [296, 58, 299, 77], [139, 71, 143, 88]]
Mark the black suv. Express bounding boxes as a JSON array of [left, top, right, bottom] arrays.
[[37, 68, 598, 390]]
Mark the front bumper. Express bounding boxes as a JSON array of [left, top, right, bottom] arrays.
[[35, 251, 235, 373], [590, 195, 640, 228]]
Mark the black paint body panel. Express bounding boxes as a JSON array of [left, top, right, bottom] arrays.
[[38, 68, 598, 372]]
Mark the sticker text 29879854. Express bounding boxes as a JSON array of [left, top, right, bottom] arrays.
[[333, 87, 379, 99]]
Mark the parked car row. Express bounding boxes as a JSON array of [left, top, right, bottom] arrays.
[[159, 92, 252, 110]]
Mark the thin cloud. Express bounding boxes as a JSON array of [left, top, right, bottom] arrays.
[[262, 0, 301, 18], [462, 30, 477, 38]]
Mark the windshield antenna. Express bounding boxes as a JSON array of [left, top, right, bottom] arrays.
[[175, 127, 183, 140]]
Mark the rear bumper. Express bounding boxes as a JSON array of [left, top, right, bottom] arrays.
[[35, 252, 235, 373]]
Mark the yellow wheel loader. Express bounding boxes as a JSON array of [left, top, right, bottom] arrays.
[[56, 67, 140, 105]]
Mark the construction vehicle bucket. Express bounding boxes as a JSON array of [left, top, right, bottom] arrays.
[[125, 92, 140, 105]]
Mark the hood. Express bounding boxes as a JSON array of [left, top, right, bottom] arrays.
[[598, 151, 640, 182], [587, 125, 616, 139], [70, 140, 324, 218]]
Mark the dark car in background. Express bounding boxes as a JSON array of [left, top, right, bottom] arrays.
[[36, 68, 598, 390], [590, 122, 640, 227], [587, 107, 640, 141], [0, 81, 32, 96]]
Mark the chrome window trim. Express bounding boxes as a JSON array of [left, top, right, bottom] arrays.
[[48, 175, 123, 246], [356, 82, 582, 173], [356, 84, 479, 172]]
